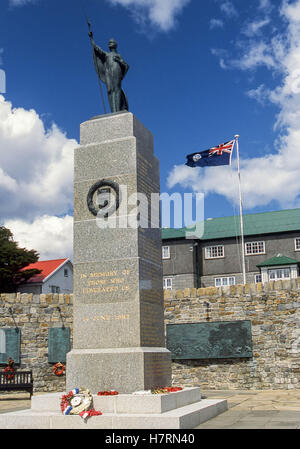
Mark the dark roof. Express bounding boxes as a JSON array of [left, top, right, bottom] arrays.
[[162, 208, 300, 241], [257, 255, 299, 268]]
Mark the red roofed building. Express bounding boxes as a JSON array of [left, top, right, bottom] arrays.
[[18, 258, 73, 295]]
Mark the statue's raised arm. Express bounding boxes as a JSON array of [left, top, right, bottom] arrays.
[[88, 31, 107, 63], [87, 22, 129, 113]]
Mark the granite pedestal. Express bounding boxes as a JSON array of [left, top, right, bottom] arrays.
[[0, 388, 228, 429], [66, 112, 171, 393]]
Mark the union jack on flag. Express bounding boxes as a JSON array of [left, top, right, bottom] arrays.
[[186, 140, 235, 168]]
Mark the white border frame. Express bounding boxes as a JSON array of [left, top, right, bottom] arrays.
[[245, 241, 266, 256], [294, 238, 300, 251], [205, 245, 225, 260], [162, 246, 171, 260]]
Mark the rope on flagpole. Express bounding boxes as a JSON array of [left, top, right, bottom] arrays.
[[235, 134, 247, 285]]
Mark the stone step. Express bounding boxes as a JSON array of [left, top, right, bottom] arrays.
[[0, 398, 227, 429], [31, 387, 201, 414]]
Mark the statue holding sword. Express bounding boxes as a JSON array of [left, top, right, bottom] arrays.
[[87, 18, 130, 113]]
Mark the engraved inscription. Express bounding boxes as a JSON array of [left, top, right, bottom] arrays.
[[80, 269, 132, 300]]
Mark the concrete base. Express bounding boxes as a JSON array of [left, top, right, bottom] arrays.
[[0, 388, 227, 429], [66, 347, 171, 394]]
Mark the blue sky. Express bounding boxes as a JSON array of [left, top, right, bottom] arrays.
[[0, 0, 300, 259]]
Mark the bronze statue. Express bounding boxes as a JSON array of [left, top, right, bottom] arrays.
[[87, 20, 129, 113]]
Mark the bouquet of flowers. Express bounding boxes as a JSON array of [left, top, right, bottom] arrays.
[[4, 357, 15, 380], [60, 388, 103, 420]]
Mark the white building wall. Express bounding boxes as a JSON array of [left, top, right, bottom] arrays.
[[42, 261, 73, 294]]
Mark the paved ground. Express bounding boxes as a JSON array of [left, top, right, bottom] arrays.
[[196, 390, 300, 429], [0, 390, 300, 429], [0, 392, 32, 414]]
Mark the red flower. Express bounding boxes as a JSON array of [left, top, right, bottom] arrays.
[[86, 408, 102, 417], [165, 387, 183, 392], [4, 366, 15, 380], [97, 390, 119, 396]]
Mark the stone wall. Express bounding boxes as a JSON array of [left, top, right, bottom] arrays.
[[0, 293, 73, 392], [1, 279, 300, 392], [164, 278, 300, 390]]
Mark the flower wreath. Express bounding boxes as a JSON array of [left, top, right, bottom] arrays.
[[133, 386, 183, 395], [4, 358, 15, 380], [60, 388, 102, 420], [152, 387, 183, 394], [97, 390, 119, 396], [53, 362, 65, 376]]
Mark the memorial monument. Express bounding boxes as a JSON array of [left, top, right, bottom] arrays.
[[66, 117, 172, 394], [63, 21, 173, 394], [0, 24, 227, 428]]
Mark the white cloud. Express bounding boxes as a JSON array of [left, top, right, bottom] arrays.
[[211, 48, 229, 69], [243, 18, 270, 37], [220, 1, 238, 18], [0, 167, 17, 192], [233, 41, 278, 71], [0, 95, 77, 221], [209, 18, 224, 29], [214, 30, 286, 73], [247, 84, 271, 105], [168, 0, 300, 211], [258, 0, 273, 12], [0, 96, 77, 259], [4, 215, 73, 260], [106, 0, 191, 31], [9, 0, 36, 6]]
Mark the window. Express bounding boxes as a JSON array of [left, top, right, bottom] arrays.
[[162, 246, 170, 259], [50, 286, 60, 294], [245, 241, 265, 255], [64, 268, 68, 277], [205, 246, 224, 259], [255, 274, 262, 284], [295, 238, 300, 251], [268, 268, 290, 281], [163, 277, 173, 290], [215, 277, 235, 287]]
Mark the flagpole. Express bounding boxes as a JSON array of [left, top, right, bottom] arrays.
[[235, 134, 246, 285], [86, 16, 107, 114]]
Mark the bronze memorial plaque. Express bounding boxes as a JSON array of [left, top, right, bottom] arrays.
[[166, 320, 253, 360]]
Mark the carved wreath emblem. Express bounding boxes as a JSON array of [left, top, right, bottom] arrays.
[[87, 179, 121, 218]]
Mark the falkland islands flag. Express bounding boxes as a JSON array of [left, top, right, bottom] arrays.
[[186, 140, 235, 168]]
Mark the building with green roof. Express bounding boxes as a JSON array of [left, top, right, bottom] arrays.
[[161, 208, 300, 290]]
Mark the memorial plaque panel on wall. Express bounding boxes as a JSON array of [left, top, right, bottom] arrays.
[[0, 328, 21, 364], [48, 327, 70, 363], [166, 320, 253, 360]]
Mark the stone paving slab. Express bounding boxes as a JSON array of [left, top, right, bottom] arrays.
[[0, 398, 227, 429], [0, 393, 31, 414], [196, 390, 300, 429]]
